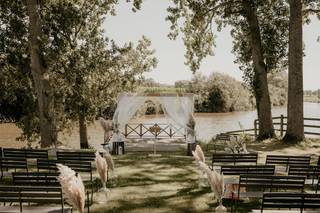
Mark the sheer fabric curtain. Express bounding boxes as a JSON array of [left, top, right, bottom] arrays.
[[158, 95, 196, 143], [112, 93, 147, 141]]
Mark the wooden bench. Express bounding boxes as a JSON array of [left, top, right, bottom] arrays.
[[266, 155, 310, 171], [37, 159, 95, 202], [37, 158, 92, 171], [12, 172, 60, 186], [212, 153, 258, 169], [56, 150, 95, 161], [261, 192, 320, 213], [0, 186, 64, 212], [236, 175, 305, 200], [0, 157, 28, 179], [221, 165, 275, 176], [37, 159, 93, 181], [3, 148, 48, 159], [289, 165, 320, 185], [234, 175, 306, 212], [215, 133, 236, 141], [316, 177, 320, 193], [0, 185, 91, 212]]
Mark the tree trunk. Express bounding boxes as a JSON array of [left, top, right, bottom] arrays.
[[242, 0, 275, 140], [26, 0, 57, 147], [79, 113, 89, 149], [283, 0, 304, 142]]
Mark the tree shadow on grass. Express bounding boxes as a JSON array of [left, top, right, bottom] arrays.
[[93, 153, 263, 212]]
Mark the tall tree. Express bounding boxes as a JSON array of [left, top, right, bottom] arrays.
[[167, 0, 289, 139], [44, 1, 157, 148], [26, 0, 57, 147], [283, 0, 304, 142], [283, 0, 320, 142], [241, 0, 274, 139]]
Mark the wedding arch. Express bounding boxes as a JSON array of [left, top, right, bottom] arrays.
[[110, 92, 196, 144]]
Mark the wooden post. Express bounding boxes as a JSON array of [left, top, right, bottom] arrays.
[[124, 124, 127, 137], [187, 142, 197, 156], [280, 114, 284, 137], [254, 119, 258, 139], [139, 124, 142, 138]]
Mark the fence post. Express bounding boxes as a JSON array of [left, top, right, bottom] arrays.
[[140, 124, 142, 138], [254, 119, 258, 139], [280, 114, 284, 137], [125, 124, 128, 137]]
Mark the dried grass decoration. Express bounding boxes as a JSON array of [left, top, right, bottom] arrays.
[[199, 162, 227, 212], [95, 151, 109, 190], [192, 145, 205, 163], [57, 164, 85, 213], [191, 145, 207, 188], [99, 117, 113, 143], [103, 151, 114, 172], [95, 151, 111, 203]]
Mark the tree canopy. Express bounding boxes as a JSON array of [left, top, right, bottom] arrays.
[[0, 0, 157, 146]]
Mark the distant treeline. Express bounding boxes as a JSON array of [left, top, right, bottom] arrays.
[[141, 72, 288, 113], [304, 89, 320, 102], [304, 90, 320, 96]]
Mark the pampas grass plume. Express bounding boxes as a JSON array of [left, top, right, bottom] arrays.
[[103, 151, 114, 171], [57, 164, 85, 213], [192, 150, 201, 162], [95, 151, 108, 184], [198, 161, 225, 200], [195, 145, 205, 163], [99, 117, 112, 133], [192, 145, 205, 163]]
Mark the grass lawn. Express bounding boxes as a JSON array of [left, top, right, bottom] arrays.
[[90, 138, 320, 213], [91, 153, 235, 213]]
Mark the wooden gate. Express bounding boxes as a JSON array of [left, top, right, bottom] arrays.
[[124, 123, 186, 139]]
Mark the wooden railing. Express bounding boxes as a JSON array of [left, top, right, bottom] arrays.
[[225, 115, 320, 138], [254, 115, 320, 138], [124, 123, 186, 139]]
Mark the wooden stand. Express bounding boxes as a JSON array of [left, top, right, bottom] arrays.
[[112, 141, 125, 155], [148, 140, 162, 157], [187, 142, 197, 156]]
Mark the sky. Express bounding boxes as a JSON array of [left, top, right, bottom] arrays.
[[103, 0, 320, 90]]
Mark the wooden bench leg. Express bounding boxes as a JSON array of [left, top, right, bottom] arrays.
[[19, 191, 22, 212], [87, 190, 90, 213]]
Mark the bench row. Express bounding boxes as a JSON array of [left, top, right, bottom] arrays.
[[0, 147, 99, 161], [212, 153, 318, 170], [0, 185, 91, 212], [0, 158, 95, 180], [231, 175, 320, 212], [248, 192, 320, 213]]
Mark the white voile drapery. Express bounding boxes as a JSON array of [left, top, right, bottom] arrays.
[[112, 93, 147, 141], [158, 95, 195, 143]]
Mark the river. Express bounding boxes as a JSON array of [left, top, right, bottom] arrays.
[[0, 102, 319, 148]]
